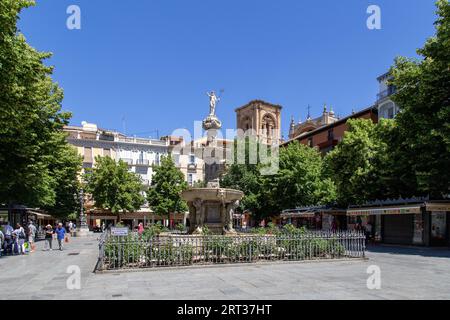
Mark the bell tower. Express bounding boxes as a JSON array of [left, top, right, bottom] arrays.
[[235, 100, 282, 145]]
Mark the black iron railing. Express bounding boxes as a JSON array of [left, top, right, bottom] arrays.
[[94, 231, 366, 271]]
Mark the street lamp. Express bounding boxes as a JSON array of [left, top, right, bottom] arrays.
[[78, 188, 89, 236]]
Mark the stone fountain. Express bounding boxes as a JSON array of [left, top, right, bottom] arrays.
[[181, 91, 244, 235]]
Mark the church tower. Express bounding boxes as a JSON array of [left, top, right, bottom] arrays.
[[235, 100, 282, 145]]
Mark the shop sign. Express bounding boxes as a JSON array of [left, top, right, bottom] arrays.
[[426, 203, 450, 212], [111, 227, 129, 236], [347, 206, 421, 216]]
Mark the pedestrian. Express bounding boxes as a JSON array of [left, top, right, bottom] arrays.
[[28, 221, 37, 253], [13, 223, 26, 255], [0, 229, 4, 257], [365, 222, 373, 246], [44, 224, 53, 251], [68, 221, 74, 236], [55, 223, 66, 251], [2, 222, 13, 255]]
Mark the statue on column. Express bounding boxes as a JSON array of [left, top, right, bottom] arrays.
[[207, 91, 220, 116]]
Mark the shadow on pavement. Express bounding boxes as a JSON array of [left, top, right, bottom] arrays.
[[366, 244, 450, 258]]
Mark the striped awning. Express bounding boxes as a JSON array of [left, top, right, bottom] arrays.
[[347, 206, 421, 216]]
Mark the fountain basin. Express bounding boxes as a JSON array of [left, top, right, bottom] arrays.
[[182, 188, 244, 235]]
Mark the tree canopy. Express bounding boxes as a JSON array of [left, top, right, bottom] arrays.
[[146, 155, 188, 222], [0, 0, 82, 217], [389, 0, 450, 199], [221, 138, 334, 221], [85, 157, 145, 214]]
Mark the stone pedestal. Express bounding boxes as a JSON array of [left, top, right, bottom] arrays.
[[75, 211, 93, 237], [75, 227, 93, 237]]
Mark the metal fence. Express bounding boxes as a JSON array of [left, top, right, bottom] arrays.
[[94, 231, 366, 271]]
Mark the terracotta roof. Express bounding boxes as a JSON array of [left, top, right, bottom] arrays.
[[282, 105, 378, 146]]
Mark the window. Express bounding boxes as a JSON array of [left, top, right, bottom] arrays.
[[307, 137, 313, 147], [103, 148, 111, 157], [172, 153, 180, 166], [327, 130, 334, 141], [387, 107, 394, 119], [155, 153, 160, 165], [187, 174, 193, 186], [189, 155, 195, 164]]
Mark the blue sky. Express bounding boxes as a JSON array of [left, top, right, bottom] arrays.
[[18, 0, 438, 139]]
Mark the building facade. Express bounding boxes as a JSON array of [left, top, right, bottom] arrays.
[[288, 105, 339, 140], [63, 122, 204, 229], [161, 136, 206, 187], [283, 106, 378, 154], [376, 72, 400, 119], [235, 100, 282, 145]]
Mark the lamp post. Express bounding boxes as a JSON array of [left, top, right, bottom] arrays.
[[78, 188, 90, 236]]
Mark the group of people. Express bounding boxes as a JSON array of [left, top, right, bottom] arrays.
[[0, 221, 75, 256], [0, 222, 35, 256]]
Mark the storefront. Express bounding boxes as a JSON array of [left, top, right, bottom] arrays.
[[280, 206, 347, 231], [0, 206, 53, 228], [347, 201, 450, 247], [87, 209, 187, 230]]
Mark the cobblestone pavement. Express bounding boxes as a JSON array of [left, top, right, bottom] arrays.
[[1, 235, 449, 300]]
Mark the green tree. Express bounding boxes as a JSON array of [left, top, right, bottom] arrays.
[[389, 0, 450, 198], [221, 138, 334, 222], [146, 155, 188, 227], [324, 119, 381, 206], [267, 141, 336, 213], [85, 157, 145, 217], [220, 137, 268, 220], [43, 135, 83, 218], [0, 0, 79, 216]]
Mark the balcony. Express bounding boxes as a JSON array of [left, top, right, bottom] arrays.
[[135, 159, 150, 166], [119, 158, 133, 165], [377, 86, 396, 102]]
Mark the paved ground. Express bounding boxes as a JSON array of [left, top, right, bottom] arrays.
[[1, 235, 449, 300]]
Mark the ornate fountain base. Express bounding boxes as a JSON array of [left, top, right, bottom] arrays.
[[182, 188, 244, 235]]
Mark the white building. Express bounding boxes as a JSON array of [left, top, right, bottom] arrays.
[[377, 72, 400, 119], [64, 121, 169, 187], [63, 122, 205, 229]]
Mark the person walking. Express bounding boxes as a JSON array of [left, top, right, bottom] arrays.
[[365, 222, 373, 246], [13, 223, 26, 255], [28, 221, 37, 253], [44, 224, 53, 251], [2, 223, 13, 255], [68, 221, 74, 236], [55, 223, 66, 251]]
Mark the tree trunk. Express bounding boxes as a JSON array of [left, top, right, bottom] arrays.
[[8, 201, 13, 226]]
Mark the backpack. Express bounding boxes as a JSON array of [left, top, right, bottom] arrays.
[[19, 228, 26, 240]]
